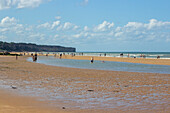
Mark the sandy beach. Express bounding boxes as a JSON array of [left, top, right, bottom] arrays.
[[0, 55, 170, 113], [61, 55, 170, 66]]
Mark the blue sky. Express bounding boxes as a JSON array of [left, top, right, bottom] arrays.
[[0, 0, 170, 52]]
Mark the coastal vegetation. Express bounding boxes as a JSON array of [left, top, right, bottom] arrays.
[[0, 41, 76, 52]]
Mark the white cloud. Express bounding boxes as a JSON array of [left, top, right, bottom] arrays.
[[125, 22, 143, 29], [84, 26, 88, 31], [37, 21, 60, 29], [73, 25, 79, 30], [80, 0, 89, 6], [73, 33, 82, 38], [115, 32, 123, 37], [37, 22, 51, 29], [63, 22, 73, 30], [146, 19, 170, 30], [0, 28, 8, 33], [0, 16, 17, 27], [59, 22, 78, 30], [56, 25, 62, 31], [51, 21, 60, 29], [55, 16, 61, 20], [17, 0, 44, 8], [94, 21, 114, 32], [0, 35, 7, 39], [83, 0, 89, 4], [0, 0, 50, 10], [54, 34, 59, 38], [0, 0, 12, 10], [29, 33, 45, 41], [114, 19, 170, 41], [0, 16, 24, 35], [0, 17, 170, 48]]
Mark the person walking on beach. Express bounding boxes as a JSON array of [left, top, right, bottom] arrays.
[[91, 57, 94, 63], [120, 53, 123, 57], [16, 54, 18, 60], [34, 53, 37, 61], [32, 53, 38, 62], [60, 53, 62, 59], [32, 55, 35, 61]]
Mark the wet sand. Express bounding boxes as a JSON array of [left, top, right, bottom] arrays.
[[61, 55, 170, 66], [0, 56, 170, 113]]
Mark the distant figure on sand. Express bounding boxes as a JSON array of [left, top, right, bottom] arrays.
[[32, 55, 35, 61], [60, 54, 62, 59], [120, 53, 123, 57], [16, 54, 18, 60], [32, 53, 38, 62], [35, 53, 37, 61], [157, 56, 160, 59], [91, 57, 94, 63]]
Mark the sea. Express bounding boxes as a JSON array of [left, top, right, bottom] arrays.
[[27, 52, 170, 74], [36, 51, 170, 59]]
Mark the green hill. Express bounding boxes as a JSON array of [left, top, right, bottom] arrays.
[[0, 41, 76, 52]]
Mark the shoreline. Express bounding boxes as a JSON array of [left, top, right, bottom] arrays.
[[9, 52, 170, 65], [0, 56, 170, 113], [61, 55, 170, 66]]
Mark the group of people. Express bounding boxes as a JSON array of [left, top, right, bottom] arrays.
[[32, 53, 38, 62]]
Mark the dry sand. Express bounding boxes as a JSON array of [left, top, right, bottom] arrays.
[[0, 55, 170, 113]]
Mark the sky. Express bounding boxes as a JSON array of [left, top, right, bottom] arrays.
[[0, 0, 170, 52]]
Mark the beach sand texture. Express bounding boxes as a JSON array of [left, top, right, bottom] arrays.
[[0, 56, 170, 113]]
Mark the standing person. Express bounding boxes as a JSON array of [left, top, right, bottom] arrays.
[[120, 53, 123, 57], [32, 55, 35, 61], [16, 54, 18, 60], [91, 57, 94, 63], [34, 53, 37, 61], [60, 53, 62, 59]]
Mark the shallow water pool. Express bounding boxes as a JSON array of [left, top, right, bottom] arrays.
[[27, 56, 170, 74]]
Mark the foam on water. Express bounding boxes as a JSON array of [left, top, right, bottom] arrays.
[[30, 52, 170, 59]]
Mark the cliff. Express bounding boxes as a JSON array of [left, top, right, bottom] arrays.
[[0, 41, 76, 52]]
